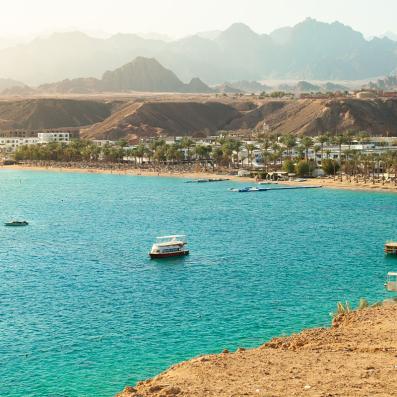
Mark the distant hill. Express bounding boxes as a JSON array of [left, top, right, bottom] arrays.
[[102, 57, 184, 92], [82, 101, 240, 140], [295, 81, 322, 92], [101, 57, 212, 92], [0, 98, 112, 129], [323, 82, 349, 92], [1, 96, 396, 138], [367, 74, 397, 90], [225, 80, 271, 93], [4, 57, 213, 94], [0, 78, 25, 93], [81, 98, 397, 140], [0, 19, 397, 85]]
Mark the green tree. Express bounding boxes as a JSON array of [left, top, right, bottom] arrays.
[[322, 159, 340, 176], [282, 159, 295, 174], [296, 160, 310, 177]]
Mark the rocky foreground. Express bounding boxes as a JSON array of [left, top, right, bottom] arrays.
[[116, 301, 397, 397]]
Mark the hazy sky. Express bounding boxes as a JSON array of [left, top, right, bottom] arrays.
[[1, 0, 395, 39]]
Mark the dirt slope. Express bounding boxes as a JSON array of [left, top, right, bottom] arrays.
[[82, 101, 240, 140], [2, 97, 397, 137], [226, 98, 397, 136], [0, 98, 112, 129], [116, 301, 397, 397], [82, 98, 397, 140]]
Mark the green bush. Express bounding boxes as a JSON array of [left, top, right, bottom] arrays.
[[322, 159, 340, 175], [295, 160, 310, 177], [282, 159, 295, 174]]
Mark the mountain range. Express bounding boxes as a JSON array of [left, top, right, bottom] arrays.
[[1, 18, 397, 86], [3, 57, 214, 94]]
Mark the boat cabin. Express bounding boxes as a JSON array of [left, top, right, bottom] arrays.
[[384, 242, 397, 255], [149, 235, 189, 259], [385, 272, 397, 292]]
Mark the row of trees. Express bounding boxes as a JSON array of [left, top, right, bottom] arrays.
[[12, 131, 397, 179]]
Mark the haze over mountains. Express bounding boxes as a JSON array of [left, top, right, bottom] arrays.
[[1, 18, 397, 86]]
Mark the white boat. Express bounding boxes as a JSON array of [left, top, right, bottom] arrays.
[[149, 235, 189, 259], [385, 272, 397, 292]]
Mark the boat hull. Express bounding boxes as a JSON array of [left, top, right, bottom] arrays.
[[4, 222, 28, 227], [149, 250, 189, 259]]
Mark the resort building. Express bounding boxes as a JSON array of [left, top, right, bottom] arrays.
[[0, 137, 39, 152], [0, 128, 80, 139], [37, 132, 70, 143]]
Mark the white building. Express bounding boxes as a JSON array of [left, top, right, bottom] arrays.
[[0, 137, 39, 152], [92, 139, 116, 147], [37, 132, 70, 143]]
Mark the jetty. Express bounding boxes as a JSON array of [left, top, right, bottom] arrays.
[[228, 185, 322, 193]]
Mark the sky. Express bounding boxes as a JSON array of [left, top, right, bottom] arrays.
[[0, 0, 395, 39]]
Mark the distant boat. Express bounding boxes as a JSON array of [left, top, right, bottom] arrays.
[[185, 178, 229, 183], [228, 186, 322, 193], [149, 235, 189, 259], [5, 220, 29, 227]]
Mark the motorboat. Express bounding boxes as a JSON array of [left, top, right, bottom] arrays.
[[5, 220, 29, 227], [149, 235, 189, 259]]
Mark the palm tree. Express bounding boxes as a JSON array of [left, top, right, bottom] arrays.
[[317, 134, 328, 161], [180, 137, 195, 161], [332, 134, 349, 175], [245, 143, 256, 168], [313, 144, 321, 167], [301, 136, 313, 160], [260, 138, 271, 173], [280, 134, 297, 159]]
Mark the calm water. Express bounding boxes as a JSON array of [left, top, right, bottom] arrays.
[[0, 170, 395, 397]]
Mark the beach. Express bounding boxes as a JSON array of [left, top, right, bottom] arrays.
[[3, 163, 397, 193]]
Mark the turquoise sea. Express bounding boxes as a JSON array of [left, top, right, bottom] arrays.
[[0, 170, 396, 397]]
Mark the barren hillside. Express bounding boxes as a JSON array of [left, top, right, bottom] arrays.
[[0, 98, 112, 129], [82, 98, 397, 139], [116, 301, 397, 397], [82, 101, 240, 140], [2, 97, 397, 137]]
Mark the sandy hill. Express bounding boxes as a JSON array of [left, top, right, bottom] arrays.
[[116, 300, 397, 397], [0, 98, 112, 129], [81, 98, 397, 139], [2, 97, 397, 137], [82, 101, 239, 141]]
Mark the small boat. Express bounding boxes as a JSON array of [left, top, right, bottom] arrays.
[[384, 242, 397, 255], [149, 235, 189, 259], [385, 272, 397, 291], [228, 187, 253, 192], [5, 220, 29, 227]]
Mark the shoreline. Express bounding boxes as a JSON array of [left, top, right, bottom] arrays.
[[2, 164, 397, 193], [116, 300, 397, 397]]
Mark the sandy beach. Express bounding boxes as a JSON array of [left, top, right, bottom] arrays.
[[2, 164, 397, 193]]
